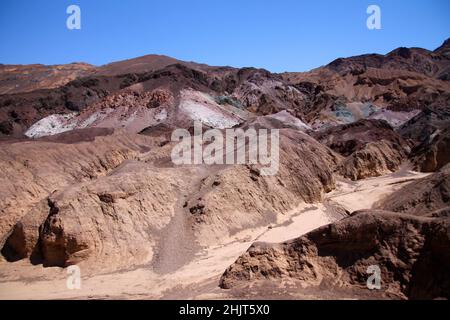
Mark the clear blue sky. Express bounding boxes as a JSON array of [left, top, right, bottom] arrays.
[[0, 0, 449, 72]]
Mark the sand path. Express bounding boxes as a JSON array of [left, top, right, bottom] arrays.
[[0, 169, 429, 299]]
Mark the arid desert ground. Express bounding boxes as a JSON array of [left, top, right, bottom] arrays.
[[1, 39, 449, 300]]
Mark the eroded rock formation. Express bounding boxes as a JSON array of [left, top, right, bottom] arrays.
[[220, 210, 450, 300]]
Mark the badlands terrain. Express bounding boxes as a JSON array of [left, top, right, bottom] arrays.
[[0, 39, 449, 300]]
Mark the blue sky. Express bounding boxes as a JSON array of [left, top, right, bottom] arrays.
[[0, 0, 449, 72]]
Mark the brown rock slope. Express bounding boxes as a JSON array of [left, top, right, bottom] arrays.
[[2, 40, 449, 139], [283, 39, 450, 105], [409, 127, 450, 172], [0, 130, 155, 248], [0, 54, 199, 96], [336, 140, 407, 180], [220, 164, 450, 299], [0, 126, 339, 273], [0, 63, 96, 95], [377, 165, 450, 215], [220, 210, 450, 300], [185, 128, 340, 245], [0, 131, 191, 271], [282, 39, 450, 128], [0, 74, 129, 136], [313, 119, 410, 180], [95, 54, 203, 76], [399, 105, 450, 172], [0, 63, 310, 137]]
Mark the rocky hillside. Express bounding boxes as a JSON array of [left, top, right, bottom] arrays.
[[377, 165, 450, 215], [0, 123, 339, 272], [282, 39, 450, 129], [1, 39, 448, 139], [219, 210, 450, 299], [0, 39, 449, 300], [313, 119, 411, 180], [399, 105, 450, 171], [0, 63, 96, 95]]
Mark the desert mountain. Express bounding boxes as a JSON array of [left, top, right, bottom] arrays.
[[283, 39, 450, 128], [0, 38, 448, 139], [0, 62, 96, 95], [0, 39, 449, 300], [0, 54, 201, 96], [94, 54, 205, 76]]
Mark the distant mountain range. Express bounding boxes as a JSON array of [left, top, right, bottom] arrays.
[[0, 38, 449, 300], [0, 38, 448, 138]]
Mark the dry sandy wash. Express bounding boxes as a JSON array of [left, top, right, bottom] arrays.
[[0, 167, 430, 300]]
